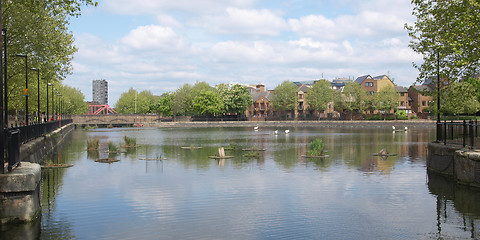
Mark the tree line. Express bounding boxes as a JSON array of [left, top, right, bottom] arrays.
[[3, 1, 96, 117], [114, 82, 253, 119]]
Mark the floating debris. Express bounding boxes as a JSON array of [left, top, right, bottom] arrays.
[[95, 158, 120, 163]]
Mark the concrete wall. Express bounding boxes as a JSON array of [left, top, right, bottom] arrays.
[[20, 123, 74, 164], [428, 142, 480, 188], [0, 162, 41, 223], [427, 142, 460, 176], [455, 151, 480, 188], [0, 123, 74, 224]]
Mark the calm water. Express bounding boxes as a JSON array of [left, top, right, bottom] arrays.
[[3, 126, 480, 239]]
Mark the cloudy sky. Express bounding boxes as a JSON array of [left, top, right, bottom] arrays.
[[66, 0, 421, 106]]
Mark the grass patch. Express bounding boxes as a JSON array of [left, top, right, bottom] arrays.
[[307, 138, 325, 156], [123, 136, 136, 148], [87, 138, 100, 151], [108, 141, 119, 153], [243, 151, 260, 158]]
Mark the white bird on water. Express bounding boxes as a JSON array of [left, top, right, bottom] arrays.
[[254, 126, 259, 131], [285, 129, 290, 134], [274, 130, 278, 135]]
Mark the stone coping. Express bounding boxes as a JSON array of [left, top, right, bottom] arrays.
[[0, 162, 41, 192]]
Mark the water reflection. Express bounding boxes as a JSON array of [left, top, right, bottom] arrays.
[[7, 126, 480, 239], [427, 172, 480, 239]]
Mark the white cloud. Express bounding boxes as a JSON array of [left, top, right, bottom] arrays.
[[101, 0, 255, 15], [119, 25, 188, 53], [289, 11, 408, 41], [200, 8, 288, 36], [68, 1, 421, 106]]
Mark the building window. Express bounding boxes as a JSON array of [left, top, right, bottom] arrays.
[[366, 82, 373, 87], [400, 93, 405, 96], [299, 94, 304, 99], [369, 91, 374, 95], [401, 101, 405, 106], [422, 101, 426, 106]]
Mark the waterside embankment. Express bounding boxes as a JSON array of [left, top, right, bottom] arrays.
[[428, 142, 480, 188], [150, 120, 436, 128], [0, 123, 74, 224]]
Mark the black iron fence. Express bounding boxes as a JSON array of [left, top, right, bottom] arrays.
[[436, 120, 480, 148], [1, 119, 73, 173]]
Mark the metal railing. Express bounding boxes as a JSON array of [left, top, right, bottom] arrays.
[[436, 120, 480, 148], [1, 119, 73, 173]]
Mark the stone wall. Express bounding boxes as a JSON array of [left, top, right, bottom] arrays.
[[428, 142, 480, 188], [19, 123, 74, 164]]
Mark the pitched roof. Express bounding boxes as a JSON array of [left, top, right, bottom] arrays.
[[297, 84, 310, 93], [394, 86, 408, 93], [373, 75, 388, 80], [355, 75, 370, 84], [251, 91, 272, 102], [293, 81, 316, 87], [411, 85, 433, 92]]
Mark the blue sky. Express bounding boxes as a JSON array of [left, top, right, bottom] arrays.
[[66, 0, 420, 106]]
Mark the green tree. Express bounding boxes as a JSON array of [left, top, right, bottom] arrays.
[[271, 81, 297, 118], [192, 90, 224, 116], [3, 0, 96, 113], [372, 86, 399, 120], [339, 82, 368, 120], [115, 89, 158, 114], [173, 81, 212, 116], [57, 84, 88, 114], [438, 81, 480, 115], [406, 0, 480, 83], [115, 88, 137, 114], [308, 80, 334, 119], [157, 92, 174, 117], [217, 84, 252, 116]]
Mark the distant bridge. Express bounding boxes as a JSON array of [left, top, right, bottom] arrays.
[[71, 114, 176, 127]]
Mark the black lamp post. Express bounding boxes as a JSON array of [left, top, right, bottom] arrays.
[[52, 88, 55, 120], [31, 67, 40, 123], [16, 54, 28, 125], [436, 50, 441, 142], [47, 83, 52, 121], [57, 93, 62, 123], [3, 29, 7, 128]]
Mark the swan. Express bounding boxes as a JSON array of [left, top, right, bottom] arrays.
[[254, 126, 259, 131], [285, 129, 290, 134], [274, 130, 278, 135]]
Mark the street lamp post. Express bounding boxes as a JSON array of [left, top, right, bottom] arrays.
[[16, 54, 28, 125], [31, 68, 40, 123], [436, 50, 441, 142], [52, 88, 55, 120], [47, 83, 52, 121], [3, 29, 7, 128]]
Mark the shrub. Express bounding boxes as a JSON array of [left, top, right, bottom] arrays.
[[307, 138, 325, 156], [395, 111, 408, 120]]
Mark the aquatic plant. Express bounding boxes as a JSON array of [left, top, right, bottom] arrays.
[[87, 138, 100, 151], [124, 136, 136, 148], [243, 151, 260, 158], [108, 141, 119, 153], [307, 138, 325, 156]]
